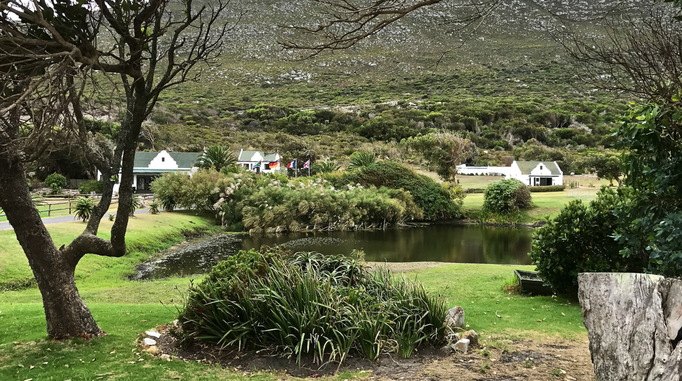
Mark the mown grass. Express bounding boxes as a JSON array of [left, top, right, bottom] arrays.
[[0, 212, 216, 290], [0, 210, 587, 380], [462, 188, 602, 222]]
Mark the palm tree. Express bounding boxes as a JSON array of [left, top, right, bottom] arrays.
[[312, 161, 341, 174], [195, 145, 237, 172], [348, 151, 376, 169]]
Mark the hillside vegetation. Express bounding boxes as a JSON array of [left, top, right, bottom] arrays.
[[51, 0, 644, 178]]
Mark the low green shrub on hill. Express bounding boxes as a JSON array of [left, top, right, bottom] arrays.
[[178, 250, 447, 363]]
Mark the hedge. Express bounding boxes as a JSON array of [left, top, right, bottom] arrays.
[[464, 188, 486, 194], [530, 185, 565, 192]]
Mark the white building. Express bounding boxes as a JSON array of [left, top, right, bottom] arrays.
[[98, 150, 201, 194], [457, 160, 563, 186], [237, 150, 281, 174]]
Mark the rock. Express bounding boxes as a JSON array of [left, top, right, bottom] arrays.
[[461, 330, 478, 346], [578, 273, 682, 381], [143, 338, 157, 346], [454, 339, 470, 354], [145, 330, 161, 338], [145, 345, 159, 355], [445, 306, 465, 330]]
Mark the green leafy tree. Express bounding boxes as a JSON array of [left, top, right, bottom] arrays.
[[586, 152, 624, 186], [404, 131, 475, 182], [45, 173, 67, 194], [195, 146, 237, 172], [0, 0, 230, 339], [613, 102, 682, 276]]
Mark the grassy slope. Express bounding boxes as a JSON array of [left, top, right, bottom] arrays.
[[0, 212, 216, 289]]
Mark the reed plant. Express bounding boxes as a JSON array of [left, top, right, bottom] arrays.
[[178, 250, 446, 364]]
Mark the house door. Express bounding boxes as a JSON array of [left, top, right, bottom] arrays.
[[138, 177, 146, 192], [540, 178, 552, 186]]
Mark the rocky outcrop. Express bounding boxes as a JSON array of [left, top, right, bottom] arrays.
[[578, 273, 682, 381]]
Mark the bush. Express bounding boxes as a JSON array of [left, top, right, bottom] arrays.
[[331, 161, 463, 220], [73, 197, 95, 222], [529, 185, 566, 192], [45, 173, 67, 194], [482, 179, 531, 216], [178, 250, 447, 363], [464, 188, 486, 194], [529, 187, 642, 294], [78, 180, 103, 195]]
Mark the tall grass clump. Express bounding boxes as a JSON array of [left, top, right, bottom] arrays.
[[178, 250, 446, 364]]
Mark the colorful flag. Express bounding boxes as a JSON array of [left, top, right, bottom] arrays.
[[253, 161, 261, 171], [269, 161, 279, 168], [303, 160, 310, 169], [287, 160, 296, 169]]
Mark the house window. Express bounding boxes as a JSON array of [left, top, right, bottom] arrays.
[[539, 165, 543, 170], [162, 157, 165, 162]]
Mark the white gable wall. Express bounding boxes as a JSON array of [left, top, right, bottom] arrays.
[[147, 150, 179, 170]]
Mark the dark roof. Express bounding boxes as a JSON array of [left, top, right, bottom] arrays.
[[516, 161, 561, 176], [169, 152, 201, 169], [133, 151, 201, 169], [133, 152, 158, 168]]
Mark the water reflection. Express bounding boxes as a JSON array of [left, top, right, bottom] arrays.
[[133, 224, 533, 280]]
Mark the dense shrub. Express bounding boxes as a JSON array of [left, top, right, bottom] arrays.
[[529, 187, 642, 294], [330, 161, 463, 220], [482, 179, 531, 216], [178, 250, 447, 363], [529, 185, 566, 192], [78, 180, 103, 195], [153, 169, 423, 231], [45, 173, 67, 194]]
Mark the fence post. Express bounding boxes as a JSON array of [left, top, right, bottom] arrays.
[[48, 203, 51, 217], [69, 200, 72, 214]]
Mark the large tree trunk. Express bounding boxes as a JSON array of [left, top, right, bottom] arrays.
[[578, 273, 682, 381], [0, 151, 102, 339]]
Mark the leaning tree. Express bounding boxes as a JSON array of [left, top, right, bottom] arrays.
[[0, 0, 231, 339]]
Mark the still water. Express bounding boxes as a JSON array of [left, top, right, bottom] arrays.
[[132, 224, 533, 280]]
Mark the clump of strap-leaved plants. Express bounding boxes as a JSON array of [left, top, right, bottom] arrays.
[[176, 249, 447, 365]]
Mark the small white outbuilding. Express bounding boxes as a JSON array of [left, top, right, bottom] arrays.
[[457, 160, 563, 186]]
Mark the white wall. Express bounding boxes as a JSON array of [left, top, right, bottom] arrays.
[[147, 150, 179, 169], [456, 164, 512, 176]]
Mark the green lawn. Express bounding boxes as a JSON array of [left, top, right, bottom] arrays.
[[0, 212, 587, 380], [458, 175, 611, 190], [463, 188, 602, 222]]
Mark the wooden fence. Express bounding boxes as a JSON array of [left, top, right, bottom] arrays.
[[0, 194, 154, 219]]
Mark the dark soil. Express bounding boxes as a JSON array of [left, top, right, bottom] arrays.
[[144, 326, 595, 380]]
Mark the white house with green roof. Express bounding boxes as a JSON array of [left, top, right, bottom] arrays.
[[457, 160, 563, 186], [237, 149, 281, 174], [97, 150, 201, 194]]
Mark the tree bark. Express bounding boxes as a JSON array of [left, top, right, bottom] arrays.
[[0, 147, 102, 339], [578, 273, 682, 381]]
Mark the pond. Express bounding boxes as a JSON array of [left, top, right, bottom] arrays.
[[132, 224, 534, 280]]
